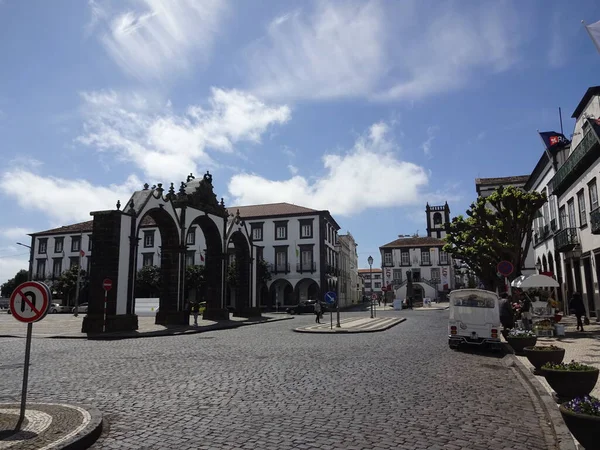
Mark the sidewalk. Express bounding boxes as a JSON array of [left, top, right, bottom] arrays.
[[0, 312, 293, 340], [294, 316, 406, 333]]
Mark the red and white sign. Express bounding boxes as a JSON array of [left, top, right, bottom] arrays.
[[371, 293, 378, 300], [9, 281, 51, 323], [102, 278, 113, 291]]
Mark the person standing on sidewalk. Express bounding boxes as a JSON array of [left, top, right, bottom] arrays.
[[314, 301, 322, 324], [190, 300, 199, 326], [570, 292, 586, 332]]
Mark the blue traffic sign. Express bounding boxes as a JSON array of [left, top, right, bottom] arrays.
[[324, 291, 337, 304]]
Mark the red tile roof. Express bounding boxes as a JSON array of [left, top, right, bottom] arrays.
[[380, 236, 445, 248], [31, 216, 157, 236], [230, 202, 318, 218], [358, 268, 382, 273]]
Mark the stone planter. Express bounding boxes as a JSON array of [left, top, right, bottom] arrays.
[[541, 368, 599, 400], [523, 346, 565, 370], [559, 405, 600, 449], [506, 336, 537, 354]]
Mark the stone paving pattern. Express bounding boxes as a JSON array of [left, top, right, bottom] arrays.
[[1, 309, 558, 449]]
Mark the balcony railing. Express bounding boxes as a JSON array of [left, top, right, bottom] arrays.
[[420, 260, 432, 266], [382, 261, 394, 267], [549, 128, 600, 196], [553, 228, 579, 253], [270, 263, 290, 274], [591, 207, 600, 235], [296, 262, 316, 273], [326, 264, 339, 276]]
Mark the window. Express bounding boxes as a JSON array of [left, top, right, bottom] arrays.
[[433, 212, 442, 225], [401, 251, 410, 265], [186, 251, 195, 267], [589, 179, 599, 212], [365, 282, 372, 288], [299, 219, 313, 239], [384, 252, 393, 264], [88, 235, 93, 251], [431, 268, 440, 282], [373, 274, 381, 279], [549, 194, 557, 224], [274, 221, 288, 240], [392, 269, 402, 283], [577, 190, 587, 226], [71, 236, 81, 252], [52, 258, 62, 278], [439, 251, 449, 264], [86, 256, 92, 274], [452, 295, 495, 308], [256, 246, 264, 261], [567, 199, 577, 228], [300, 248, 313, 272], [251, 223, 263, 241], [38, 238, 47, 254], [421, 250, 431, 265], [69, 257, 79, 269], [275, 248, 287, 272], [559, 206, 567, 229], [374, 282, 381, 288], [144, 230, 155, 248], [54, 237, 64, 254], [36, 259, 46, 279], [186, 228, 196, 245], [142, 253, 154, 267]]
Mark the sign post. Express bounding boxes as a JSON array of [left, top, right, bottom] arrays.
[[102, 278, 113, 333], [325, 291, 336, 330], [496, 261, 514, 296], [371, 293, 378, 317], [9, 281, 51, 430]]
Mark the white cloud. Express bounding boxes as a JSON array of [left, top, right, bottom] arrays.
[[93, 0, 228, 80], [421, 126, 439, 156], [0, 169, 142, 223], [228, 122, 429, 216], [244, 1, 386, 100], [1, 228, 34, 240], [245, 1, 522, 102], [77, 88, 291, 180], [288, 165, 298, 175]]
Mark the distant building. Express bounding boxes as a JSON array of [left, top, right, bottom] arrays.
[[337, 232, 360, 307], [358, 268, 382, 299]]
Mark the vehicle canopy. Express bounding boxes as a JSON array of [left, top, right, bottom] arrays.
[[448, 289, 500, 325]]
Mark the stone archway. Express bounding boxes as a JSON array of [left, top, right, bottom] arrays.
[[295, 278, 320, 303], [228, 230, 253, 317], [542, 254, 548, 273], [269, 279, 293, 308]]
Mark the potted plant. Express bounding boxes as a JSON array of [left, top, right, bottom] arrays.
[[541, 361, 599, 400], [506, 328, 537, 354], [523, 345, 565, 371], [559, 396, 600, 449]]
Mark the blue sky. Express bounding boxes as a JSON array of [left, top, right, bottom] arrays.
[[1, 0, 600, 284]]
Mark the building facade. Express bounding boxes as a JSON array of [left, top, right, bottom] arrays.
[[546, 86, 600, 318], [358, 268, 383, 300], [337, 232, 360, 307]]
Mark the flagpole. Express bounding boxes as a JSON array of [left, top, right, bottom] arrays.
[[559, 107, 563, 135], [582, 20, 600, 54], [536, 129, 554, 162]]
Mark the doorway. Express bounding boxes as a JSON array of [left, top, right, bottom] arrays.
[[582, 257, 596, 316]]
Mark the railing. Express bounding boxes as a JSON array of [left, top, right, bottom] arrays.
[[420, 261, 432, 266], [421, 278, 439, 288], [549, 128, 600, 196], [296, 262, 316, 273], [382, 261, 394, 267], [553, 228, 579, 252], [326, 264, 339, 276], [270, 263, 290, 274], [591, 207, 600, 235]]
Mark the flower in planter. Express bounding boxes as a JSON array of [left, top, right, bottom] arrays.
[[530, 345, 563, 351], [507, 328, 536, 338], [542, 360, 597, 371], [563, 396, 600, 416]]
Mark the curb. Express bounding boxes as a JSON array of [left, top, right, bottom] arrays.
[[505, 354, 577, 450], [293, 318, 406, 334], [0, 316, 295, 341]]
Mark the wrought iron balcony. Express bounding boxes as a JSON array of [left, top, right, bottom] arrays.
[[270, 263, 290, 274], [420, 260, 432, 266], [382, 261, 394, 267], [553, 228, 579, 253], [591, 207, 600, 235], [296, 262, 316, 273], [549, 128, 600, 196]]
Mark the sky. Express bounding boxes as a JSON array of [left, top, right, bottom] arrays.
[[1, 0, 600, 285]]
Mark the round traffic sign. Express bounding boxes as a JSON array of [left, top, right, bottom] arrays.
[[103, 278, 113, 291], [9, 281, 51, 323], [371, 293, 378, 300], [497, 261, 514, 277]]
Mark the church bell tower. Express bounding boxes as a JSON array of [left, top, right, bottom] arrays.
[[426, 202, 451, 238]]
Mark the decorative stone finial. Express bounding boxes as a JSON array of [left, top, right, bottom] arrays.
[[179, 181, 186, 196], [116, 200, 121, 210], [220, 198, 225, 207], [187, 173, 195, 182], [143, 183, 149, 190], [151, 184, 156, 190], [168, 182, 175, 197]]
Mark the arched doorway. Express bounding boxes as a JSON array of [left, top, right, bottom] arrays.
[[227, 230, 252, 317], [413, 284, 424, 302], [542, 255, 548, 273], [295, 278, 320, 303], [270, 279, 293, 308]]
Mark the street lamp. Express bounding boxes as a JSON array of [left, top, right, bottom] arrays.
[[16, 242, 31, 249], [368, 255, 374, 319], [16, 242, 33, 281], [335, 243, 341, 328]]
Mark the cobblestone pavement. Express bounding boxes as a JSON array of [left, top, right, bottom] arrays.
[[1, 310, 558, 449], [294, 316, 405, 333]]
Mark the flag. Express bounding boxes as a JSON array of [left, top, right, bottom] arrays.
[[80, 249, 85, 258], [538, 131, 570, 151], [200, 250, 205, 262], [584, 20, 600, 54], [295, 242, 299, 258]]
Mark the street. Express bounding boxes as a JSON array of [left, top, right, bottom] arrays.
[[0, 309, 554, 449]]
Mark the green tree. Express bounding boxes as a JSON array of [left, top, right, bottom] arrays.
[[54, 265, 87, 303], [185, 264, 205, 300], [226, 260, 239, 287], [1, 269, 28, 297], [257, 258, 272, 287], [443, 185, 546, 290], [136, 265, 161, 297]]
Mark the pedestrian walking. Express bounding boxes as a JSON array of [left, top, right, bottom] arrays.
[[499, 292, 514, 331], [569, 292, 586, 332], [190, 300, 199, 326], [314, 301, 322, 323]]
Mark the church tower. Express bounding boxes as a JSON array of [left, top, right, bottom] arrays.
[[426, 202, 451, 238]]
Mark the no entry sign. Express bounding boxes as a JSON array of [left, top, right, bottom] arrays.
[[9, 281, 51, 323], [496, 261, 514, 277], [103, 278, 113, 291]]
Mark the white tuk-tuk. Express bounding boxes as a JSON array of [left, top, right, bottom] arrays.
[[448, 289, 501, 350]]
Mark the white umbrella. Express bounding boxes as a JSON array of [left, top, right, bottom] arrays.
[[510, 275, 527, 288], [518, 274, 559, 289]]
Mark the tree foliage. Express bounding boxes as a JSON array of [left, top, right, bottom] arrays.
[[226, 260, 239, 287], [136, 265, 161, 297], [443, 185, 546, 290], [1, 269, 28, 298], [257, 258, 271, 286], [54, 265, 87, 300], [185, 264, 205, 290]]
